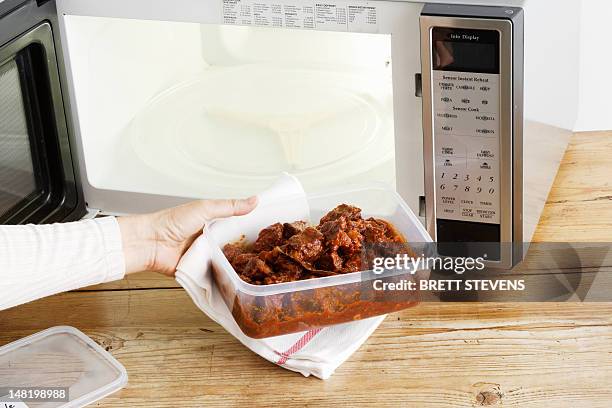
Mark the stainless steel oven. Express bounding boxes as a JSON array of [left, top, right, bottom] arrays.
[[0, 0, 84, 223]]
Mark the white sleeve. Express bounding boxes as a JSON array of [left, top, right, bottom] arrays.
[[0, 217, 126, 311]]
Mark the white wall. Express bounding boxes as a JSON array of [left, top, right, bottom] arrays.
[[523, 0, 582, 131], [575, 0, 612, 131]]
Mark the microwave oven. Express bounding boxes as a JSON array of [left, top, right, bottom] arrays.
[[0, 0, 576, 268]]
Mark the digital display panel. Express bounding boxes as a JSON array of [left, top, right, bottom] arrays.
[[432, 28, 500, 74]]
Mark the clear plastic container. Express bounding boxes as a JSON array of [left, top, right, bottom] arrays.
[[207, 184, 432, 338], [0, 326, 127, 407]]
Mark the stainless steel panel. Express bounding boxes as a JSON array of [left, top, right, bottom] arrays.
[[420, 15, 514, 268]]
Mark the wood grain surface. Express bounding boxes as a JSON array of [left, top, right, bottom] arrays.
[[1, 131, 612, 407]]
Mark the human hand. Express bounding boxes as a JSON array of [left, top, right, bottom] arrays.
[[118, 197, 258, 276]]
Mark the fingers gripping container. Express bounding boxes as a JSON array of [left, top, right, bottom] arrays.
[[206, 181, 432, 339]]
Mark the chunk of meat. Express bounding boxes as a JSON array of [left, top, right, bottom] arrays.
[[231, 253, 258, 274], [319, 217, 352, 251], [316, 251, 343, 271], [283, 221, 308, 239], [251, 223, 285, 252], [282, 227, 324, 264], [266, 253, 304, 284], [348, 217, 366, 233], [241, 257, 273, 281], [364, 218, 404, 243], [363, 218, 390, 244], [319, 216, 364, 257], [257, 248, 279, 264], [342, 254, 362, 273], [222, 242, 247, 264], [319, 204, 362, 224], [344, 229, 364, 254]]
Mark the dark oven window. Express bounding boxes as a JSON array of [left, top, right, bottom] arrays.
[[0, 22, 84, 224], [0, 59, 41, 219]]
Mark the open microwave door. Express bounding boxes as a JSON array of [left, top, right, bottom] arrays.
[[52, 0, 428, 216], [0, 0, 85, 224]]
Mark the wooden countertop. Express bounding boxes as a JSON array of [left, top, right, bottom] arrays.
[[2, 131, 612, 407]]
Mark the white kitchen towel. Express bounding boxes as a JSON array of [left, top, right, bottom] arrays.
[[175, 174, 385, 380]]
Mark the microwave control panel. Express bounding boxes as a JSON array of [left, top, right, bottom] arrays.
[[421, 4, 523, 266], [428, 25, 504, 245], [431, 28, 500, 226]]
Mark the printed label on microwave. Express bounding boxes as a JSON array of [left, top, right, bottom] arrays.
[[222, 0, 378, 32]]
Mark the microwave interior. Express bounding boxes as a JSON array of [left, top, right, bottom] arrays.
[[64, 16, 399, 204]]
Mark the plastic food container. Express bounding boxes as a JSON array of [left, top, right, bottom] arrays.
[[0, 326, 127, 407], [207, 184, 432, 338]]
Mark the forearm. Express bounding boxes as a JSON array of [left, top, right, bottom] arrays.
[[0, 197, 257, 311], [0, 217, 125, 311]]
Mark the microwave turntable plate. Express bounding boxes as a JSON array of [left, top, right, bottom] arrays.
[[124, 64, 395, 193]]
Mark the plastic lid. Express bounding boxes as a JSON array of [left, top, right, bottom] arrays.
[[0, 326, 128, 407]]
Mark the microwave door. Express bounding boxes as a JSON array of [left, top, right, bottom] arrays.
[[0, 0, 85, 224], [55, 0, 427, 216]]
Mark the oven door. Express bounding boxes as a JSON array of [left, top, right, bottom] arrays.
[[0, 0, 85, 224], [55, 0, 425, 216]]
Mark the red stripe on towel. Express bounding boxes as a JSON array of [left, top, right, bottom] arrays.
[[275, 328, 323, 365]]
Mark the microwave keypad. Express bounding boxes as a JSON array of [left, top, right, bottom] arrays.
[[432, 71, 500, 225]]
